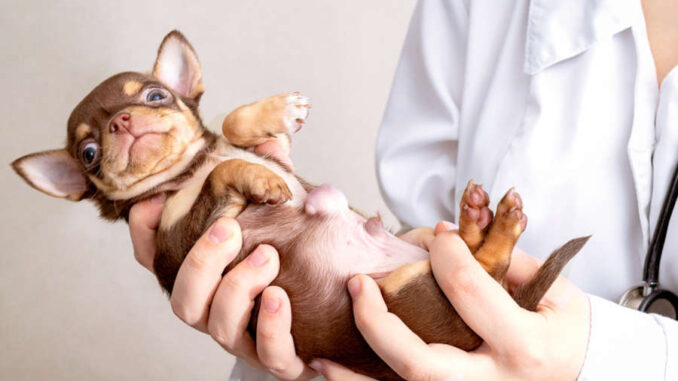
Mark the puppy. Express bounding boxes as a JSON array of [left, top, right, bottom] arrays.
[[12, 31, 588, 380]]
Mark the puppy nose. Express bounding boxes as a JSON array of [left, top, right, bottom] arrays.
[[110, 113, 131, 133]]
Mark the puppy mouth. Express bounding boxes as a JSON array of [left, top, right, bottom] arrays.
[[106, 128, 171, 173], [127, 132, 164, 157]]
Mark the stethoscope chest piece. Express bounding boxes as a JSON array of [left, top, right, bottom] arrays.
[[619, 285, 646, 310], [620, 284, 678, 319]]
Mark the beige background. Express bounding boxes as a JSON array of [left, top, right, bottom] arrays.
[[0, 0, 418, 380]]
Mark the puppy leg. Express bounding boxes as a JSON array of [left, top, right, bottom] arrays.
[[207, 159, 292, 205], [473, 188, 527, 280], [458, 180, 493, 253], [222, 93, 310, 148]]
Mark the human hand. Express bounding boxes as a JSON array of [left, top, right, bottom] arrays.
[[311, 222, 591, 381], [128, 140, 315, 380], [397, 226, 435, 250]]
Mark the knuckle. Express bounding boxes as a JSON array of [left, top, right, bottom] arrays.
[[261, 358, 290, 374], [208, 325, 237, 352], [221, 272, 247, 294], [352, 310, 372, 333], [184, 250, 211, 271], [257, 323, 282, 343], [440, 262, 476, 297], [170, 299, 197, 326]]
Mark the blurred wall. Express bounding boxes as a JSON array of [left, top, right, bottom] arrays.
[[0, 1, 416, 380]]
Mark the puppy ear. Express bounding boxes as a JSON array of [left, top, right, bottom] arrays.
[[11, 149, 88, 201], [153, 30, 204, 101]]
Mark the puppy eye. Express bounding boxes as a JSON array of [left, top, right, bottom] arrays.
[[146, 88, 168, 103], [79, 140, 100, 168]]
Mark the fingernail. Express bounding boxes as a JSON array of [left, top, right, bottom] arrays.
[[309, 359, 323, 372], [208, 220, 231, 243], [348, 276, 361, 298], [150, 193, 166, 204], [247, 247, 270, 267], [263, 295, 280, 313], [441, 221, 456, 230]]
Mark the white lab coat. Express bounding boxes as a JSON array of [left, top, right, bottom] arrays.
[[376, 0, 678, 379], [231, 0, 678, 379]]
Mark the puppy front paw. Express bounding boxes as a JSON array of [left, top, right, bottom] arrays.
[[283, 92, 311, 133], [222, 93, 311, 148], [209, 159, 292, 205], [247, 174, 293, 205]]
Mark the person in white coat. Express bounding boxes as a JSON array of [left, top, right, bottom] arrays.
[[129, 0, 678, 380]]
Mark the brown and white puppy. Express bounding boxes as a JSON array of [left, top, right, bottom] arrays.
[[12, 31, 588, 380]]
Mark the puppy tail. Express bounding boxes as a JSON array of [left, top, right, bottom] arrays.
[[513, 236, 591, 311]]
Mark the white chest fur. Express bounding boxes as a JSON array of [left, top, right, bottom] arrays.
[[159, 138, 307, 231]]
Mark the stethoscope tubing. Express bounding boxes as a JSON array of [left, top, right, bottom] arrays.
[[643, 163, 678, 287]]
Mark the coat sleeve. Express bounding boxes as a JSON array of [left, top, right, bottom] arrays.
[[376, 0, 469, 229], [228, 358, 278, 381], [578, 295, 678, 380]]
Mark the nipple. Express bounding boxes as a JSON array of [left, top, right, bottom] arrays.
[[304, 184, 349, 216]]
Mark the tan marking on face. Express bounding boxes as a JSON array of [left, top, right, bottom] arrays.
[[123, 81, 143, 96], [99, 136, 207, 200], [75, 123, 92, 141], [377, 260, 431, 296], [99, 103, 203, 193]]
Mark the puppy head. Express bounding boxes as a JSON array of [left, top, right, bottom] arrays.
[[12, 31, 209, 217]]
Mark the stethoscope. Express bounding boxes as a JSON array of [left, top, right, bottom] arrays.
[[619, 164, 678, 319]]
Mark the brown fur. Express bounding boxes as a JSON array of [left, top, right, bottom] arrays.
[[12, 31, 589, 381], [151, 92, 588, 379], [153, 164, 588, 380]]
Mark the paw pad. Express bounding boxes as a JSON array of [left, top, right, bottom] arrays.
[[460, 180, 492, 230]]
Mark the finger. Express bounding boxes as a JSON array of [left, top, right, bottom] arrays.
[[350, 275, 447, 380], [170, 218, 243, 332], [257, 286, 316, 380], [434, 220, 458, 235], [255, 137, 294, 173], [128, 193, 166, 272], [429, 231, 536, 350], [207, 245, 279, 361], [309, 359, 376, 381], [397, 227, 435, 250]]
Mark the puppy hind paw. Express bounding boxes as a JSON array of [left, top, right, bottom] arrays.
[[495, 188, 528, 238], [460, 180, 492, 230], [459, 180, 493, 252]]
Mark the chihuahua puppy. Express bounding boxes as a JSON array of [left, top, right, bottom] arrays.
[[12, 31, 587, 380]]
